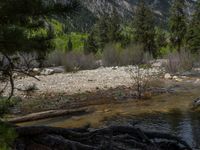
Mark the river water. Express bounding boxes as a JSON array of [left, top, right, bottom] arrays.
[[20, 83, 200, 149]]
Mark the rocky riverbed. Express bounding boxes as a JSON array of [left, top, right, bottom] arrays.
[[1, 66, 164, 98], [2, 63, 200, 115]]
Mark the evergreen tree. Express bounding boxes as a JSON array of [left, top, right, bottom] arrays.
[[66, 37, 73, 52], [187, 0, 200, 53], [97, 14, 110, 50], [0, 0, 79, 98], [169, 0, 187, 52], [155, 27, 167, 55], [108, 8, 122, 42], [84, 31, 98, 54], [133, 0, 157, 58], [0, 0, 79, 56]]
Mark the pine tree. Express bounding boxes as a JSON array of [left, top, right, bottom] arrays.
[[169, 0, 187, 52], [97, 14, 110, 50], [133, 0, 157, 58], [0, 0, 79, 59], [0, 0, 79, 98], [66, 37, 73, 52], [187, 0, 200, 53], [155, 27, 167, 55], [108, 8, 122, 42], [84, 31, 98, 54]]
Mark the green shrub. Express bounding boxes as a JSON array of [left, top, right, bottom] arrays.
[[0, 122, 17, 150]]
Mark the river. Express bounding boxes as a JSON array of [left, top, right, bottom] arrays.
[[19, 83, 200, 149]]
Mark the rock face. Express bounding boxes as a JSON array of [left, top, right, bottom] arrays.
[[81, 0, 195, 22]]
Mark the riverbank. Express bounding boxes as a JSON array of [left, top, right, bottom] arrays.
[[2, 64, 200, 116]]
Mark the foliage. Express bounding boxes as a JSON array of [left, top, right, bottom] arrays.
[[127, 66, 155, 99], [97, 14, 110, 50], [102, 44, 151, 67], [169, 0, 187, 52], [165, 49, 194, 73], [102, 44, 120, 67], [66, 37, 73, 52], [187, 0, 200, 53], [63, 52, 99, 72], [54, 32, 87, 52], [84, 31, 98, 54], [133, 0, 157, 58], [0, 122, 17, 150], [107, 8, 122, 42], [47, 51, 98, 72], [155, 27, 168, 56]]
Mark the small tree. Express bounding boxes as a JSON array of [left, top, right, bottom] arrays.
[[169, 0, 187, 52], [127, 66, 155, 99], [66, 37, 73, 52], [133, 0, 157, 58]]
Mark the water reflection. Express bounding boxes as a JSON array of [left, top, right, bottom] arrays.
[[106, 109, 200, 149]]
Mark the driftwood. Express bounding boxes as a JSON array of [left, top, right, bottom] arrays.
[[8, 108, 92, 123], [13, 125, 192, 150]]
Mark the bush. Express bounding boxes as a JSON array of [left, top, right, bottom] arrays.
[[120, 44, 145, 66], [0, 122, 17, 150], [102, 44, 120, 67], [63, 52, 99, 72], [47, 50, 65, 67], [127, 66, 156, 99], [165, 49, 194, 73], [102, 44, 152, 67]]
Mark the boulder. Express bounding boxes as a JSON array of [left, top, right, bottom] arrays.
[[50, 66, 65, 73], [40, 68, 54, 75], [175, 78, 183, 82], [194, 79, 200, 84], [32, 68, 41, 75], [164, 73, 172, 79], [151, 59, 167, 68]]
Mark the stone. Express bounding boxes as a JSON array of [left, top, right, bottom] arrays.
[[32, 68, 41, 75], [173, 76, 178, 80], [40, 68, 54, 75], [175, 78, 183, 82], [164, 73, 172, 79], [193, 97, 200, 108], [112, 66, 118, 70], [151, 59, 167, 68], [194, 79, 200, 84], [50, 66, 65, 73]]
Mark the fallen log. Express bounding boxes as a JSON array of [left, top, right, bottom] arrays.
[[13, 125, 192, 150], [8, 108, 93, 124]]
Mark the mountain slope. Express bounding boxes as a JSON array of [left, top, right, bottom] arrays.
[[81, 0, 195, 18], [58, 0, 196, 31]]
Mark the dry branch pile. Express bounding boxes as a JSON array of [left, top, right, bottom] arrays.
[[13, 125, 192, 150]]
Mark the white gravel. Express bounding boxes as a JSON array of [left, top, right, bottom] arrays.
[[1, 66, 163, 96]]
